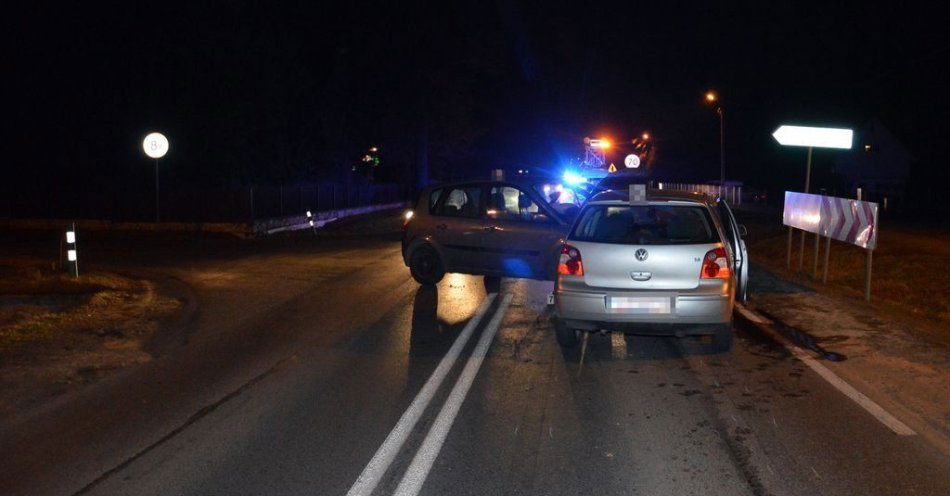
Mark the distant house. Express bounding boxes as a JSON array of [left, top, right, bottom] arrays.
[[833, 119, 912, 203]]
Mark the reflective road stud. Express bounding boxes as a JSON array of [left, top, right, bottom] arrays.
[[65, 223, 79, 278]]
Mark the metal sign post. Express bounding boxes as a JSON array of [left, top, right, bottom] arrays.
[[773, 125, 853, 273], [143, 132, 169, 223], [798, 146, 813, 271]]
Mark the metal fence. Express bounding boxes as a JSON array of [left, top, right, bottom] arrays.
[[651, 182, 743, 205], [3, 182, 405, 223]]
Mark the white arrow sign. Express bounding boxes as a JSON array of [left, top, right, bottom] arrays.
[[772, 125, 853, 149]]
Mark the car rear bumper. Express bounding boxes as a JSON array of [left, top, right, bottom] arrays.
[[555, 278, 733, 332]]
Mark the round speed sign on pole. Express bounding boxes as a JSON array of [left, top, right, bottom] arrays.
[[143, 132, 169, 159], [143, 132, 169, 222], [624, 153, 641, 169]]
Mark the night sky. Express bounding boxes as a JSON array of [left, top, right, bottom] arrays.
[[8, 1, 949, 200]]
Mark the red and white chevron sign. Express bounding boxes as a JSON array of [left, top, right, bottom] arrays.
[[783, 192, 879, 250]]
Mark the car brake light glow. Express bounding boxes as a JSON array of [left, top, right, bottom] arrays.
[[701, 247, 731, 279], [558, 244, 584, 276]]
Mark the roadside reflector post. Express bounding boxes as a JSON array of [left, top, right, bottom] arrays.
[[307, 210, 316, 234], [65, 223, 79, 278]]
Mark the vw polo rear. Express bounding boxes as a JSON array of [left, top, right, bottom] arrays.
[[554, 188, 738, 351]]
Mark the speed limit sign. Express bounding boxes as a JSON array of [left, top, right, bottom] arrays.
[[624, 153, 641, 169], [143, 132, 169, 159]]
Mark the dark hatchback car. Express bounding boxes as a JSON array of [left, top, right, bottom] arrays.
[[401, 181, 572, 284]]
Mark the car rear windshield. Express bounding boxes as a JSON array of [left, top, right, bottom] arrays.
[[571, 204, 719, 245]]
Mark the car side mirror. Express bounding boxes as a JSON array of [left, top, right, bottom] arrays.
[[738, 224, 748, 237]]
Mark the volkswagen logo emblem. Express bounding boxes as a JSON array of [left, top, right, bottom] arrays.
[[635, 248, 648, 261]]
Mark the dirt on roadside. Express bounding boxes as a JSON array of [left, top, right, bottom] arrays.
[[0, 261, 184, 417]]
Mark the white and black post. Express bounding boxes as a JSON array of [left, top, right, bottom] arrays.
[[65, 223, 79, 278]]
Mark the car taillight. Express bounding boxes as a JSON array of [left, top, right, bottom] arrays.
[[558, 244, 584, 276], [701, 247, 731, 279]]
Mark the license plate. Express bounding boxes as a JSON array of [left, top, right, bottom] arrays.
[[606, 296, 672, 314]]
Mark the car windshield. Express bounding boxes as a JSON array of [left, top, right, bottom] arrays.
[[571, 204, 718, 245]]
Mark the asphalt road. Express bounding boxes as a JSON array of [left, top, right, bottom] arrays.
[[1, 223, 948, 495]]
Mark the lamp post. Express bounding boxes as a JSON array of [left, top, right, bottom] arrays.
[[704, 91, 725, 196], [143, 132, 169, 222]]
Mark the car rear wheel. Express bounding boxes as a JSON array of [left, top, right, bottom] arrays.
[[711, 323, 733, 353], [409, 245, 445, 285], [554, 318, 580, 348]]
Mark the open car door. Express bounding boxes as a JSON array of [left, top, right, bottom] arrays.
[[716, 199, 748, 302]]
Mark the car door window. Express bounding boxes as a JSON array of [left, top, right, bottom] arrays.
[[428, 188, 444, 213], [716, 201, 741, 260], [487, 186, 549, 223], [436, 186, 482, 218]]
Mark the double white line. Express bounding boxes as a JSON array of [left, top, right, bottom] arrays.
[[346, 293, 513, 496]]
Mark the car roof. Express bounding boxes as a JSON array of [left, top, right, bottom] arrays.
[[587, 188, 713, 205]]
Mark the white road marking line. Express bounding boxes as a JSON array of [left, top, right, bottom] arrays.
[[345, 294, 498, 496], [735, 303, 917, 436], [735, 303, 772, 325], [790, 347, 916, 435], [611, 331, 627, 359], [393, 294, 513, 496]]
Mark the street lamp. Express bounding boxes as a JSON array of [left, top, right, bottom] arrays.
[[641, 132, 650, 140], [142, 132, 169, 223], [704, 90, 724, 195]]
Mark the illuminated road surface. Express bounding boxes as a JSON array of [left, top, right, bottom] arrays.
[[0, 227, 947, 496]]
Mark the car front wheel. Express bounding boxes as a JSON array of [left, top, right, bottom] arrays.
[[409, 245, 445, 285]]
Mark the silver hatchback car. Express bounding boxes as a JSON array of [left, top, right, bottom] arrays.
[[555, 186, 748, 352], [402, 180, 572, 284]]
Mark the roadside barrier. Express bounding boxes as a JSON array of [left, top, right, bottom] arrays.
[[783, 191, 879, 301], [255, 201, 409, 236]]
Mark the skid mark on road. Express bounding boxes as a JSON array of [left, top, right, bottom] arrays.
[[72, 355, 293, 496]]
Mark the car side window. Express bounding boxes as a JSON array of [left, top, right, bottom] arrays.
[[487, 186, 549, 223], [716, 201, 739, 252], [435, 186, 482, 218], [428, 188, 443, 213]]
